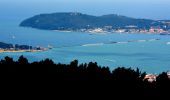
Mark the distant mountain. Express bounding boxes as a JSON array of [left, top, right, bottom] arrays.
[[20, 12, 170, 31]]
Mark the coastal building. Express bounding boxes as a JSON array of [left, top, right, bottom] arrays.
[[139, 29, 149, 33], [115, 29, 126, 33], [149, 27, 165, 33], [128, 29, 140, 33], [149, 28, 155, 33], [89, 28, 104, 33], [104, 26, 112, 30], [167, 71, 170, 79], [144, 74, 157, 82], [144, 71, 170, 82]]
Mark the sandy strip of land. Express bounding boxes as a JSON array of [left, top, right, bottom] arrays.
[[0, 49, 46, 53]]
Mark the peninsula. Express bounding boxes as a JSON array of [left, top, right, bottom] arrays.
[[0, 42, 47, 53], [20, 12, 170, 34]]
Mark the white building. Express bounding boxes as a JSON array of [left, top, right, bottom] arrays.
[[144, 74, 157, 82], [89, 28, 104, 33], [167, 71, 170, 79]]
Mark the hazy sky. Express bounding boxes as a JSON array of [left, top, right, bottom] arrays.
[[0, 0, 170, 20]]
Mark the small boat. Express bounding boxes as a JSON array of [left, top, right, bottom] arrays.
[[48, 45, 53, 49]]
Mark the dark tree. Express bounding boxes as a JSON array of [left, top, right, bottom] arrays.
[[1, 56, 169, 98]]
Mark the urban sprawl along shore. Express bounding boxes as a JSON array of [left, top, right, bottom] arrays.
[[56, 26, 170, 34]]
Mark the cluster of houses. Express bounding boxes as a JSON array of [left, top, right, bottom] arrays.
[[79, 25, 170, 34], [144, 71, 170, 83]]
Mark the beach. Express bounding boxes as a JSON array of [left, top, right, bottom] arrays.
[[0, 49, 47, 53]]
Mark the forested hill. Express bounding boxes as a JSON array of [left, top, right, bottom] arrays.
[[0, 42, 13, 49], [20, 12, 170, 31]]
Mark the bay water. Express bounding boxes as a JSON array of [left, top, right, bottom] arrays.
[[0, 19, 170, 74]]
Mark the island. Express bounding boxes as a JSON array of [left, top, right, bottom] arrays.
[[20, 12, 170, 34], [0, 42, 48, 53]]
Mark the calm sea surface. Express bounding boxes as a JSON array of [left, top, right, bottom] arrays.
[[0, 19, 170, 73]]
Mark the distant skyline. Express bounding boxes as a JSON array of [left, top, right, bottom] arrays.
[[0, 0, 170, 20]]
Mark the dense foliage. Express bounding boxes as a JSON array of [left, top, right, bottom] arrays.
[[2, 56, 170, 98], [0, 42, 13, 49], [20, 12, 169, 30]]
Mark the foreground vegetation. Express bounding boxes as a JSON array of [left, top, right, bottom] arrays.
[[2, 56, 170, 97]]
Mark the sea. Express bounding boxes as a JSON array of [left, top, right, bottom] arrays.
[[1, 18, 170, 74]]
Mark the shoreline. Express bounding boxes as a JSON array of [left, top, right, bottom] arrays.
[[0, 49, 47, 53], [52, 30, 166, 35]]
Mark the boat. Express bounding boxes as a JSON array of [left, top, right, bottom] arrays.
[[48, 45, 53, 49]]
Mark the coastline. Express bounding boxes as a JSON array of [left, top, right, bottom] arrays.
[[52, 30, 165, 35], [0, 41, 49, 54], [0, 49, 47, 53]]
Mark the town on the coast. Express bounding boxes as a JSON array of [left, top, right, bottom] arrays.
[[75, 26, 170, 34], [20, 12, 170, 35]]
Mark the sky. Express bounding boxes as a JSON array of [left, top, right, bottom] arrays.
[[0, 0, 170, 20]]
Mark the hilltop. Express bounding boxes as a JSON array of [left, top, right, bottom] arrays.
[[20, 12, 170, 33]]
